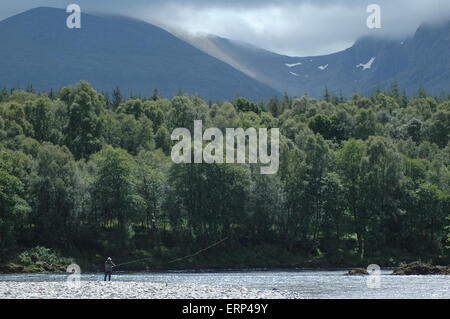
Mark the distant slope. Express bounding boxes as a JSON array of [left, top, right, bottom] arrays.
[[187, 22, 450, 98], [0, 7, 280, 101]]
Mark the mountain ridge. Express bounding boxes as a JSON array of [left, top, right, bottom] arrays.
[[183, 21, 450, 97], [0, 7, 280, 101], [1, 7, 448, 100]]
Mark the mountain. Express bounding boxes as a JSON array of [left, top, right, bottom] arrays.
[[1, 7, 447, 101], [0, 7, 280, 101], [186, 22, 450, 98]]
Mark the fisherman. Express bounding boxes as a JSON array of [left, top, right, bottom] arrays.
[[104, 257, 116, 281]]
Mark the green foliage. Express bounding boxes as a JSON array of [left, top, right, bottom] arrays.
[[0, 80, 448, 270], [29, 143, 80, 247], [354, 108, 377, 140], [0, 147, 31, 262], [26, 97, 56, 142], [446, 215, 450, 252], [12, 246, 73, 272], [422, 111, 449, 148], [63, 81, 105, 159], [155, 125, 171, 154], [308, 114, 333, 140], [91, 146, 144, 249], [234, 97, 261, 114]]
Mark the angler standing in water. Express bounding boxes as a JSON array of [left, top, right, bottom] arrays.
[[104, 257, 116, 281]]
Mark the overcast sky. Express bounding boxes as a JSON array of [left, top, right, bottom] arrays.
[[1, 0, 449, 56]]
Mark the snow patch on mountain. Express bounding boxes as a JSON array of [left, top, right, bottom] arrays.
[[318, 64, 328, 70], [356, 57, 376, 70], [285, 62, 302, 68], [289, 71, 299, 76]]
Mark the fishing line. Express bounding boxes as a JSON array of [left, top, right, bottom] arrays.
[[112, 237, 228, 269], [166, 237, 228, 265]]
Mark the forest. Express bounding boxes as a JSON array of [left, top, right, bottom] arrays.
[[0, 81, 448, 271]]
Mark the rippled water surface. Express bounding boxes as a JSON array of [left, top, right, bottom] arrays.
[[1, 270, 449, 299]]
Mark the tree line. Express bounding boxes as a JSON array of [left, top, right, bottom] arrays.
[[0, 81, 448, 269]]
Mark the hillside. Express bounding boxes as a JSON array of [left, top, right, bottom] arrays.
[[0, 7, 280, 101], [186, 21, 450, 97]]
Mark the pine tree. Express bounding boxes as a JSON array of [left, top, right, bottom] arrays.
[[112, 86, 122, 110], [338, 90, 345, 103], [103, 90, 111, 107], [388, 80, 400, 103], [26, 83, 34, 93], [281, 92, 291, 111], [323, 86, 331, 102], [48, 88, 56, 100], [400, 90, 408, 108], [0, 86, 8, 102], [416, 86, 427, 99], [151, 87, 159, 101]]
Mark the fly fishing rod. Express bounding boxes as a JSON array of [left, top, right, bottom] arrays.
[[112, 237, 228, 269]]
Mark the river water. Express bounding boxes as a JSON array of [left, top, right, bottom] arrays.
[[0, 270, 449, 299]]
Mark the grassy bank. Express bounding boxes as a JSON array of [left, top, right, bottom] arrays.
[[0, 246, 74, 273]]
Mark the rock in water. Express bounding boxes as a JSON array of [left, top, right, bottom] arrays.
[[392, 261, 448, 275], [346, 268, 369, 276]]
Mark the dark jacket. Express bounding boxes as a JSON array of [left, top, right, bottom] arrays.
[[105, 260, 115, 272]]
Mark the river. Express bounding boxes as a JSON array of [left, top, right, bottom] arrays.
[[0, 270, 449, 299]]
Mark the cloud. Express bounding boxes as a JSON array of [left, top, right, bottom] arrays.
[[1, 0, 450, 56], [135, 2, 363, 56], [125, 0, 450, 56]]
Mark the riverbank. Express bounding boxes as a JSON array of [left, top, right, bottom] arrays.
[[0, 281, 299, 299], [2, 246, 448, 275], [392, 261, 450, 275]]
